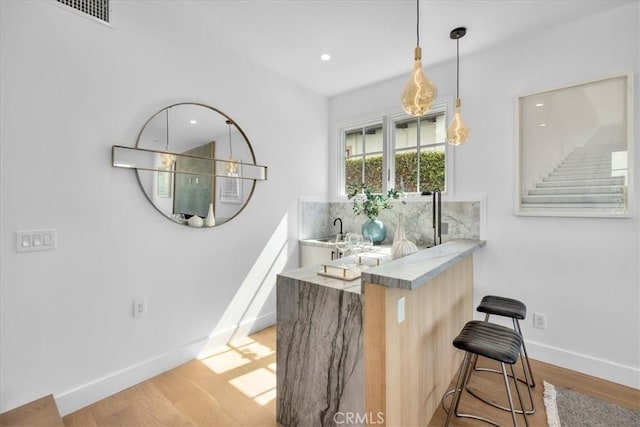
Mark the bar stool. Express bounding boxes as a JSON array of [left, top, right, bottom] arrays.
[[477, 296, 535, 385], [468, 295, 536, 415], [442, 321, 530, 427]]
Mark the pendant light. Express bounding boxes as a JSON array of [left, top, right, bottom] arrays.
[[447, 27, 470, 145], [401, 0, 437, 116], [226, 119, 238, 175]]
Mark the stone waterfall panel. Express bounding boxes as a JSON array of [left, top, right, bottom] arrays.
[[276, 276, 364, 427]]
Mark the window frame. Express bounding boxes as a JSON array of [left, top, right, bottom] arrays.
[[343, 122, 386, 193], [337, 102, 453, 198], [337, 117, 385, 196]]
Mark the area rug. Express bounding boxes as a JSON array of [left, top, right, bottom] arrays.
[[543, 381, 640, 427]]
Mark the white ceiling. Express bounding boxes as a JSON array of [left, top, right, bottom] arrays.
[[131, 0, 633, 97]]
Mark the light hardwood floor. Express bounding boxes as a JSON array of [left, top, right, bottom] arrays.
[[63, 327, 278, 427], [428, 357, 640, 426], [63, 325, 639, 426]]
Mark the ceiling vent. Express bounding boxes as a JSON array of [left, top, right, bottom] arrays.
[[56, 0, 109, 23]]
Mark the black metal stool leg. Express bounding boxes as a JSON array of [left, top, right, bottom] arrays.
[[445, 353, 503, 426], [514, 318, 535, 388], [444, 352, 472, 427], [509, 363, 530, 427], [501, 362, 520, 426], [517, 343, 536, 414]]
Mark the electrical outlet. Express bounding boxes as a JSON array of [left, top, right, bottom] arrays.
[[133, 297, 147, 318], [533, 312, 546, 329], [440, 222, 449, 235]]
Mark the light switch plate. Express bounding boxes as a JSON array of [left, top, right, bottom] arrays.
[[397, 297, 405, 324], [16, 229, 56, 252]]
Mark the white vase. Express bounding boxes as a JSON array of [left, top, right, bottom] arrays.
[[392, 213, 418, 260], [204, 203, 216, 227], [188, 215, 203, 228]]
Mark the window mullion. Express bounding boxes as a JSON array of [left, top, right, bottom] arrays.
[[361, 127, 366, 185], [416, 117, 422, 192], [383, 117, 390, 193]]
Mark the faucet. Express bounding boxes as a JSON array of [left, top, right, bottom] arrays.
[[333, 217, 344, 237], [422, 189, 442, 246]]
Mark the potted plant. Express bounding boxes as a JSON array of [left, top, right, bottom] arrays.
[[347, 183, 399, 244]]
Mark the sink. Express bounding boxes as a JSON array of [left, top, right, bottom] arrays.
[[311, 237, 335, 243]]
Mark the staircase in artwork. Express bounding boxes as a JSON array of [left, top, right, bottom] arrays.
[[521, 138, 626, 212]]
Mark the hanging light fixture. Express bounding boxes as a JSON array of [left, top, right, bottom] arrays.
[[401, 0, 437, 116], [225, 119, 238, 175], [161, 108, 175, 167], [447, 27, 470, 145]]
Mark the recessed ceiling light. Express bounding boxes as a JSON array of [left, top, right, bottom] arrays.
[[320, 53, 331, 61], [535, 103, 544, 107], [190, 120, 198, 124], [539, 123, 547, 127]]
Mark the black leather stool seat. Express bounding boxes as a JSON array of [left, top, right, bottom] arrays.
[[477, 295, 526, 320], [453, 321, 522, 365]]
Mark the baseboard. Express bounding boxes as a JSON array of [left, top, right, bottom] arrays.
[[54, 311, 276, 416], [527, 339, 640, 389]]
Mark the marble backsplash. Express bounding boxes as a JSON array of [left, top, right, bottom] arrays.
[[300, 199, 480, 246]]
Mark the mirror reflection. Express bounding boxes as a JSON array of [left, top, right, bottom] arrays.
[[135, 103, 258, 227]]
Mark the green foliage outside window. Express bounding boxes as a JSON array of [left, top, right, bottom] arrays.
[[346, 151, 445, 193], [346, 155, 383, 193]]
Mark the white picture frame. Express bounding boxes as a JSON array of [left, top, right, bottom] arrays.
[[220, 174, 242, 204], [514, 74, 633, 218]]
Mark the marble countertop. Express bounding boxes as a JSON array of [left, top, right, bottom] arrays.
[[282, 239, 485, 293], [361, 239, 486, 290], [299, 238, 338, 248], [280, 247, 393, 294], [278, 265, 364, 294]]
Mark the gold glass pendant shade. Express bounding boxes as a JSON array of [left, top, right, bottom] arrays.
[[226, 154, 238, 174], [401, 47, 438, 116], [161, 153, 175, 168], [447, 98, 470, 145]]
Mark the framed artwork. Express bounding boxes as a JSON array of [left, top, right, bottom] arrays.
[[220, 174, 242, 204], [515, 74, 633, 218], [157, 165, 173, 198]]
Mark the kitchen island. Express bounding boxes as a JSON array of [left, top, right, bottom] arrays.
[[276, 239, 486, 427]]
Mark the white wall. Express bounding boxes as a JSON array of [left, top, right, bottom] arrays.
[[330, 3, 639, 388], [0, 0, 328, 414]]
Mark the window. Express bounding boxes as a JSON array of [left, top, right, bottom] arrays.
[[392, 113, 446, 193], [339, 105, 449, 196], [344, 123, 384, 193]]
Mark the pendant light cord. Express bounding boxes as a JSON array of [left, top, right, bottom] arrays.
[[456, 37, 460, 98], [227, 120, 233, 158], [165, 108, 169, 151], [416, 0, 420, 46]]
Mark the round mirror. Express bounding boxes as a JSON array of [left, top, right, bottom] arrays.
[[135, 103, 256, 227]]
